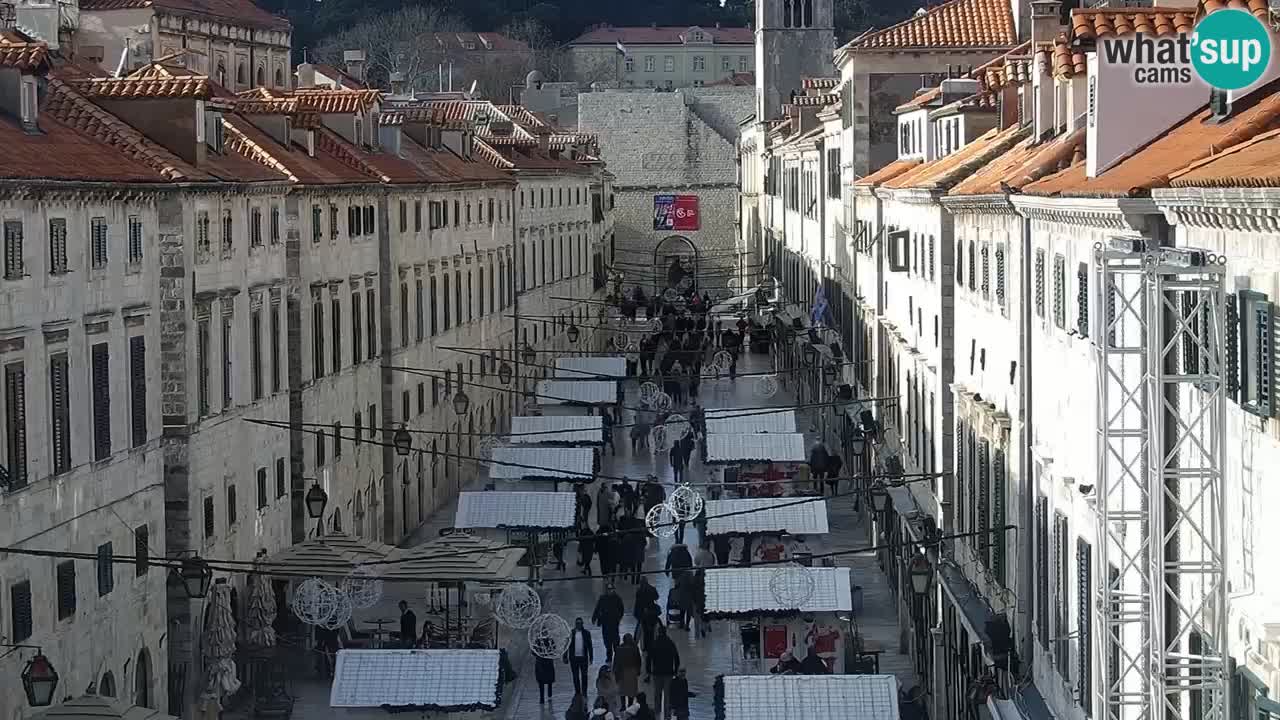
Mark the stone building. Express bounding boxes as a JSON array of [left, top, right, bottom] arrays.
[[579, 86, 752, 290], [567, 25, 753, 90], [74, 0, 292, 90]]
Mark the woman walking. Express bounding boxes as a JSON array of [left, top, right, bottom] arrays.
[[536, 655, 557, 704], [614, 634, 643, 708]]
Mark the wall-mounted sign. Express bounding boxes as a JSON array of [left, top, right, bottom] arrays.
[[653, 194, 700, 231]]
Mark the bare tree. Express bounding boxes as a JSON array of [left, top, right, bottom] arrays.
[[500, 18, 564, 81], [315, 6, 468, 91]]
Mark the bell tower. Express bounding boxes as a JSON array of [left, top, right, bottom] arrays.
[[755, 0, 836, 121]]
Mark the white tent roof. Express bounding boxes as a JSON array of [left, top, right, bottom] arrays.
[[706, 433, 807, 463], [535, 380, 617, 405], [455, 491, 576, 529], [704, 497, 830, 536], [509, 415, 603, 444], [556, 357, 627, 379], [705, 408, 797, 434], [489, 446, 594, 481], [704, 567, 852, 615], [720, 675, 899, 720], [329, 649, 500, 709]]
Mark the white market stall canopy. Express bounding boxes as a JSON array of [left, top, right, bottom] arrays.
[[329, 649, 500, 710], [705, 408, 797, 434], [376, 532, 525, 583], [706, 433, 807, 464], [33, 696, 182, 720], [509, 415, 604, 444], [455, 491, 577, 529], [704, 497, 830, 537], [704, 567, 852, 616], [535, 379, 618, 405], [556, 356, 627, 379], [719, 675, 900, 720], [489, 446, 594, 481]]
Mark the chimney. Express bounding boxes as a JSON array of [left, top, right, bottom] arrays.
[[536, 125, 551, 153], [1030, 0, 1061, 46], [343, 49, 366, 83], [389, 71, 406, 96], [296, 63, 317, 88]]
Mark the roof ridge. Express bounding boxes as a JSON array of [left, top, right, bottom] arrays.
[[846, 0, 1016, 51], [474, 138, 516, 169], [315, 128, 390, 183], [1167, 126, 1280, 181], [222, 118, 298, 182]]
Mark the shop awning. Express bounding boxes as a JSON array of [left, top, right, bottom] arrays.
[[378, 532, 525, 583], [489, 446, 595, 481], [455, 491, 576, 529], [509, 415, 604, 445], [705, 433, 807, 464], [263, 531, 396, 578], [718, 675, 899, 720], [704, 497, 830, 536], [329, 649, 501, 710], [704, 567, 852, 617], [555, 356, 627, 379], [705, 408, 797, 434], [34, 696, 182, 720], [534, 380, 618, 405]]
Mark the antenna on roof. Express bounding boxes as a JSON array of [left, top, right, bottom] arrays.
[[467, 79, 478, 99], [113, 41, 129, 78]]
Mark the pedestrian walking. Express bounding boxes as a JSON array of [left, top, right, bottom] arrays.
[[638, 605, 662, 678], [579, 527, 597, 574], [694, 540, 716, 569], [602, 408, 616, 456], [592, 584, 625, 663], [689, 570, 709, 637], [712, 534, 731, 566], [567, 694, 590, 720], [614, 635, 643, 707], [669, 441, 688, 484], [396, 601, 418, 649], [668, 669, 695, 720], [665, 543, 693, 587], [576, 485, 594, 530], [647, 625, 680, 718], [825, 453, 844, 496], [596, 666, 618, 711], [536, 655, 557, 704], [598, 527, 618, 577], [564, 617, 594, 696], [597, 483, 616, 531], [623, 526, 647, 584]]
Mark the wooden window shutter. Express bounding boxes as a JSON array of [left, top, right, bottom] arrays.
[[91, 342, 111, 460]]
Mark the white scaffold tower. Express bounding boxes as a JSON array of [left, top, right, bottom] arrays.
[[1094, 239, 1228, 720]]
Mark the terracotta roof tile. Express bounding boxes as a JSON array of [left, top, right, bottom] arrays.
[[854, 159, 922, 187], [0, 30, 49, 71], [474, 138, 516, 169], [1201, 0, 1271, 19], [845, 0, 1017, 50], [1166, 126, 1280, 187], [549, 132, 598, 150], [72, 75, 211, 99], [496, 104, 549, 133], [235, 97, 299, 114], [1070, 7, 1196, 40], [78, 0, 291, 31], [1025, 81, 1280, 197], [896, 87, 942, 113], [0, 104, 173, 183], [1042, 34, 1087, 79], [289, 89, 380, 114], [803, 77, 839, 90], [221, 119, 296, 181], [950, 129, 1085, 195], [790, 94, 838, 107], [569, 25, 752, 46], [883, 124, 1028, 190]]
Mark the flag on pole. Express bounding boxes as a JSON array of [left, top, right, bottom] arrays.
[[615, 40, 628, 55]]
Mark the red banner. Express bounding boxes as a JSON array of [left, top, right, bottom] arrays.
[[654, 194, 700, 231]]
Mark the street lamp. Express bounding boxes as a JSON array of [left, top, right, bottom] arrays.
[[178, 555, 214, 599], [908, 554, 933, 595], [452, 389, 471, 417], [305, 481, 328, 520], [498, 361, 513, 385], [21, 653, 58, 707], [869, 480, 889, 513], [822, 362, 838, 383], [803, 344, 817, 366], [393, 424, 413, 457], [847, 432, 867, 457], [566, 323, 580, 344]]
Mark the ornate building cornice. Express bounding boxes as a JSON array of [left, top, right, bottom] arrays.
[[1010, 195, 1158, 233], [1152, 187, 1280, 232], [940, 194, 1018, 216]]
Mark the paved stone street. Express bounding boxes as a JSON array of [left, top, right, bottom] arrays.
[[271, 352, 917, 718]]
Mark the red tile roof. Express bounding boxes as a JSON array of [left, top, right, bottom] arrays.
[[72, 75, 211, 99], [78, 0, 291, 31], [1044, 35, 1086, 79], [949, 130, 1085, 195], [854, 159, 921, 187], [289, 89, 381, 114], [896, 87, 941, 113], [569, 25, 753, 46], [843, 0, 1017, 51], [1025, 81, 1280, 197], [803, 78, 839, 90], [0, 102, 176, 183], [1201, 0, 1270, 19], [1069, 7, 1196, 40], [0, 30, 50, 71], [883, 124, 1027, 190], [1167, 127, 1280, 187]]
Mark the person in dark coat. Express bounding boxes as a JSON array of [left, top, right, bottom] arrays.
[[647, 625, 681, 718], [633, 577, 658, 622], [564, 617, 595, 695], [597, 526, 618, 577], [799, 644, 829, 675], [592, 584, 626, 663], [825, 453, 844, 496], [771, 650, 803, 674], [623, 527, 647, 584], [613, 635, 643, 707], [397, 601, 418, 648], [664, 544, 693, 587], [535, 655, 557, 703], [668, 668, 695, 720], [642, 479, 666, 516], [637, 603, 662, 678], [712, 534, 732, 566], [669, 441, 688, 484], [579, 527, 596, 574]]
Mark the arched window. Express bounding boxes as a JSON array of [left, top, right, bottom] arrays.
[[236, 62, 247, 86], [255, 65, 265, 86], [215, 61, 226, 87], [331, 507, 342, 533], [803, 0, 812, 26], [135, 648, 152, 708], [99, 671, 117, 698], [274, 67, 284, 87], [782, 0, 792, 27]]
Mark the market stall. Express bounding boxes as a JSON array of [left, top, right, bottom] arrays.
[[555, 356, 627, 380], [705, 433, 808, 498], [703, 497, 830, 565], [329, 648, 502, 713], [488, 446, 597, 490], [705, 408, 797, 435], [715, 674, 900, 720], [508, 415, 604, 446], [533, 379, 619, 417], [33, 695, 184, 720], [454, 491, 577, 575], [264, 531, 396, 579], [705, 567, 853, 674]]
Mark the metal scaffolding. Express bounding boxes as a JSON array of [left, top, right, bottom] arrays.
[[1094, 240, 1228, 720]]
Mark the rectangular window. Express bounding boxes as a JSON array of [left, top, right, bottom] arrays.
[[48, 218, 68, 274], [90, 217, 108, 268], [56, 560, 75, 620], [270, 303, 281, 393], [275, 457, 286, 498], [995, 244, 1006, 307], [312, 204, 323, 243], [256, 467, 268, 509], [400, 282, 410, 347], [430, 275, 439, 335], [311, 298, 325, 379], [417, 382, 425, 414], [1035, 492, 1049, 647], [366, 288, 376, 359], [197, 210, 210, 253], [97, 542, 114, 596], [315, 426, 325, 466], [399, 200, 407, 232], [645, 56, 654, 72], [128, 215, 143, 264], [1077, 262, 1090, 336], [351, 292, 363, 364], [250, 311, 262, 400], [1239, 290, 1274, 417], [91, 342, 111, 461], [664, 56, 674, 72], [348, 206, 358, 237], [478, 267, 485, 318], [415, 278, 425, 342], [443, 274, 452, 331], [1053, 512, 1071, 676], [333, 422, 342, 458], [625, 57, 634, 72], [134, 525, 148, 576], [364, 205, 374, 235], [402, 390, 410, 422], [221, 209, 232, 253], [354, 410, 362, 445], [226, 485, 237, 527], [414, 200, 422, 232], [330, 205, 339, 239], [250, 207, 263, 247], [197, 319, 210, 415], [270, 205, 281, 244], [221, 313, 233, 407], [1078, 538, 1094, 711], [368, 404, 377, 438], [204, 496, 214, 539], [49, 353, 70, 474], [129, 336, 147, 447], [693, 55, 705, 71], [980, 243, 990, 298], [1053, 253, 1067, 328], [331, 297, 341, 373], [4, 220, 24, 280], [740, 56, 749, 71], [1034, 249, 1046, 318], [10, 581, 32, 641]]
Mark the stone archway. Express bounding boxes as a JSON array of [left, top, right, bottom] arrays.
[[652, 235, 699, 295], [135, 648, 152, 709]]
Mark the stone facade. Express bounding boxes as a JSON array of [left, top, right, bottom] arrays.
[[580, 87, 752, 287], [754, 0, 835, 123]]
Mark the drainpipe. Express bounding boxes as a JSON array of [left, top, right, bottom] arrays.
[[1016, 211, 1035, 664]]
